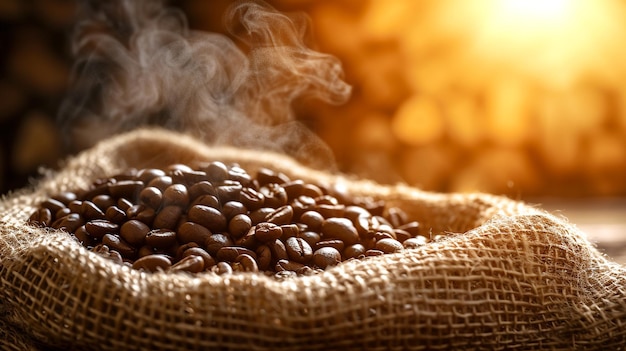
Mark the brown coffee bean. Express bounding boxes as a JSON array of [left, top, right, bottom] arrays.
[[385, 207, 408, 228], [279, 224, 300, 240], [315, 204, 346, 219], [403, 236, 428, 249], [212, 261, 233, 275], [315, 195, 338, 206], [297, 231, 321, 247], [216, 246, 256, 262], [398, 221, 421, 237], [343, 243, 366, 260], [313, 247, 341, 269], [393, 229, 412, 243], [172, 169, 207, 186], [255, 245, 272, 271], [170, 255, 205, 273], [205, 233, 233, 256], [344, 206, 371, 222], [105, 206, 126, 223], [268, 239, 288, 262], [109, 180, 144, 200], [138, 245, 158, 258], [221, 201, 247, 220], [102, 234, 136, 258], [190, 194, 220, 209], [42, 198, 66, 214], [52, 192, 77, 205], [374, 231, 395, 241], [135, 207, 156, 226], [182, 247, 215, 268], [147, 175, 173, 191], [260, 184, 288, 208], [153, 205, 182, 230], [285, 237, 313, 264], [265, 205, 293, 225], [117, 198, 133, 211], [299, 211, 324, 232], [321, 218, 359, 245], [248, 207, 273, 225], [92, 244, 124, 264], [314, 239, 345, 252], [85, 219, 120, 239], [55, 207, 71, 219], [365, 249, 384, 257], [188, 181, 217, 200], [216, 182, 243, 204], [254, 222, 283, 243], [52, 213, 84, 232], [236, 253, 259, 272], [82, 201, 105, 220], [275, 259, 305, 272], [256, 167, 290, 186], [188, 205, 226, 232], [229, 214, 252, 239], [136, 168, 166, 183], [145, 229, 177, 249], [239, 187, 265, 211], [228, 166, 252, 186], [68, 200, 83, 214], [74, 225, 96, 246], [178, 222, 212, 246], [162, 184, 189, 208], [235, 228, 259, 249], [91, 195, 115, 210], [132, 254, 171, 272], [29, 207, 52, 227], [139, 187, 163, 209], [167, 164, 193, 173], [300, 184, 324, 199], [204, 161, 229, 182], [119, 219, 149, 246], [375, 238, 403, 254]]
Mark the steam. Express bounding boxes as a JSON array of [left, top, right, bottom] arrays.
[[58, 0, 351, 168]]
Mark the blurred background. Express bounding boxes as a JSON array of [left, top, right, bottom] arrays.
[[1, 0, 625, 261]]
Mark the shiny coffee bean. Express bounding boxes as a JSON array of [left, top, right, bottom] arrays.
[[170, 255, 205, 273], [205, 233, 233, 256], [313, 247, 341, 269], [147, 175, 173, 191], [321, 218, 359, 245], [153, 205, 182, 230], [216, 246, 256, 262], [375, 238, 403, 254], [102, 234, 136, 258], [162, 184, 189, 208], [145, 229, 177, 249], [343, 244, 366, 260], [299, 211, 324, 232], [108, 180, 144, 199], [139, 187, 163, 209], [188, 205, 226, 232], [228, 214, 252, 239], [120, 220, 150, 246], [177, 222, 212, 246], [105, 206, 127, 223], [132, 254, 171, 272], [254, 222, 283, 243], [182, 247, 215, 268], [85, 219, 120, 239], [236, 254, 259, 272], [265, 205, 293, 225], [285, 237, 313, 264]]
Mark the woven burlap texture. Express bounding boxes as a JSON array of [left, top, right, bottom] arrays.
[[1, 128, 625, 350]]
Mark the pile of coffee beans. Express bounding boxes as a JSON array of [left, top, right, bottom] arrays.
[[28, 162, 430, 276]]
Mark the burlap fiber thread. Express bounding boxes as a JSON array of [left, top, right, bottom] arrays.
[[1, 128, 625, 350]]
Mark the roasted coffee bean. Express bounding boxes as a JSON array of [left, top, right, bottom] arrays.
[[343, 243, 366, 260], [170, 255, 204, 273], [315, 204, 345, 219], [132, 254, 171, 272], [147, 175, 173, 191], [120, 220, 149, 246], [105, 206, 127, 223], [315, 195, 339, 206], [393, 229, 412, 243], [204, 161, 229, 182], [213, 261, 233, 275], [42, 198, 66, 214], [228, 166, 252, 186], [300, 184, 324, 199], [85, 219, 119, 239], [216, 182, 243, 203], [109, 180, 144, 200], [190, 194, 220, 209], [375, 238, 403, 254], [268, 239, 288, 262], [153, 205, 182, 230], [216, 246, 256, 262], [136, 168, 166, 184], [139, 187, 163, 209], [138, 245, 158, 258], [256, 167, 290, 186], [254, 222, 283, 243], [279, 224, 300, 240], [374, 231, 395, 241], [260, 184, 288, 208], [249, 207, 275, 225], [238, 187, 265, 211], [321, 218, 359, 245], [82, 201, 105, 220], [182, 247, 215, 268], [172, 169, 207, 186], [178, 222, 212, 246], [53, 213, 84, 232], [386, 207, 408, 228], [221, 201, 247, 220], [145, 229, 177, 249], [255, 245, 272, 271], [117, 198, 133, 211], [188, 181, 217, 200], [229, 214, 252, 239], [55, 207, 71, 219], [365, 249, 384, 257], [265, 205, 293, 225], [235, 228, 258, 249], [53, 192, 77, 205], [29, 208, 52, 227], [285, 237, 313, 264], [403, 236, 428, 249], [344, 205, 371, 222], [102, 234, 136, 258], [297, 231, 321, 247], [92, 195, 116, 211], [299, 211, 324, 232], [275, 259, 305, 272], [312, 247, 341, 269], [68, 200, 83, 214], [135, 207, 156, 226], [236, 253, 259, 272], [92, 244, 124, 264], [205, 233, 233, 256], [315, 239, 345, 252], [398, 221, 421, 237], [188, 205, 226, 232], [162, 184, 189, 208], [74, 225, 96, 246]]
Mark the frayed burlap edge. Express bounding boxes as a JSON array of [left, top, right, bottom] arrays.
[[1, 128, 625, 350]]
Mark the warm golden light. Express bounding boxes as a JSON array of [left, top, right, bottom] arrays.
[[496, 0, 571, 23]]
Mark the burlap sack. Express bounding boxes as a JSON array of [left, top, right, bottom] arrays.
[[1, 128, 625, 350]]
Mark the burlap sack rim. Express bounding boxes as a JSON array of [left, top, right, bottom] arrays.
[[1, 128, 624, 350]]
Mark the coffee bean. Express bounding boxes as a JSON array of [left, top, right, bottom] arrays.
[[102, 234, 136, 258], [109, 180, 144, 199], [178, 222, 212, 246], [190, 194, 220, 209], [260, 184, 288, 208], [105, 206, 127, 223], [267, 239, 288, 262], [172, 169, 207, 186], [92, 195, 116, 210], [254, 222, 283, 243], [55, 207, 71, 219], [265, 205, 293, 225], [52, 192, 77, 205], [74, 225, 96, 246], [29, 207, 52, 227], [81, 201, 105, 220], [279, 224, 300, 240], [398, 221, 421, 237], [239, 187, 265, 211], [42, 198, 66, 214], [170, 255, 204, 273], [147, 175, 173, 191], [403, 236, 428, 249], [313, 247, 341, 269], [216, 246, 256, 262], [213, 261, 233, 275], [365, 249, 384, 257], [285, 237, 313, 264], [205, 233, 233, 256], [162, 184, 189, 208], [139, 187, 163, 209], [256, 168, 290, 186], [117, 198, 133, 211], [300, 184, 324, 199], [275, 259, 305, 272], [52, 213, 84, 232], [145, 229, 177, 249], [314, 239, 345, 252], [204, 161, 229, 182], [188, 181, 217, 200], [297, 231, 321, 247], [255, 245, 272, 271], [299, 211, 324, 232], [120, 220, 149, 246], [229, 214, 252, 239], [236, 253, 259, 272], [216, 182, 243, 204], [132, 254, 171, 272], [182, 247, 215, 268], [249, 207, 275, 225], [315, 204, 345, 219], [136, 168, 166, 184], [375, 238, 403, 254], [221, 201, 247, 220], [188, 205, 226, 232], [343, 243, 366, 260], [321, 218, 359, 245], [153, 205, 182, 229], [85, 219, 120, 239]]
